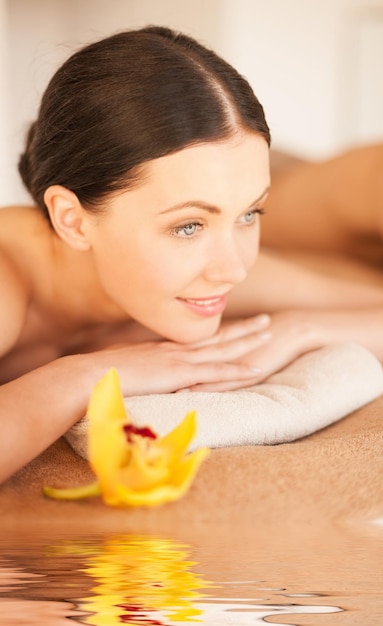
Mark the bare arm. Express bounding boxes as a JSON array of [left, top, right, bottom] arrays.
[[4, 245, 383, 481], [305, 307, 383, 358], [0, 314, 280, 483], [225, 249, 383, 317], [233, 307, 383, 383], [220, 248, 383, 385], [0, 356, 94, 482]]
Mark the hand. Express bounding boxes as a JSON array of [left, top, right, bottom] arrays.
[[233, 310, 324, 382], [88, 314, 273, 395]]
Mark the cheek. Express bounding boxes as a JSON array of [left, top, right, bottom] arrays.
[[122, 240, 202, 297], [253, 227, 261, 261], [90, 234, 140, 296], [140, 254, 197, 294], [242, 226, 261, 269]]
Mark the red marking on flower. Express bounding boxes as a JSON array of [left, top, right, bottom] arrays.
[[117, 603, 164, 624], [123, 424, 157, 443]]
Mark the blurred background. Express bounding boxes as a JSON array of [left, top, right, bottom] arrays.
[[0, 0, 382, 205]]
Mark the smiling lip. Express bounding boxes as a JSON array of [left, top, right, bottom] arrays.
[[177, 294, 228, 317]]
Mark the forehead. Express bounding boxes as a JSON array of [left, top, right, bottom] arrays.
[[149, 133, 269, 191], [109, 133, 270, 215]]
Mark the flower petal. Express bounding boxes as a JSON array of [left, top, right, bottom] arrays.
[[158, 411, 197, 463], [44, 371, 210, 507], [89, 419, 127, 498], [87, 367, 127, 425], [87, 369, 128, 492], [43, 481, 101, 500], [102, 448, 209, 507], [120, 446, 169, 491], [169, 447, 210, 490]]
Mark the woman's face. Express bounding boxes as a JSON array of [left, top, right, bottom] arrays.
[[85, 132, 270, 343]]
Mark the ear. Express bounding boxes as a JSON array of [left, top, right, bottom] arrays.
[[43, 185, 91, 251]]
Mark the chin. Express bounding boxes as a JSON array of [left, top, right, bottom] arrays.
[[164, 316, 222, 345]]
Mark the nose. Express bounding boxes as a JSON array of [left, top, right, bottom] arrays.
[[204, 234, 257, 285]]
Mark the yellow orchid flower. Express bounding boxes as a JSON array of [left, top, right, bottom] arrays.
[[44, 368, 209, 506]]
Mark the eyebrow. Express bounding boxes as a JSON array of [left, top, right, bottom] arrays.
[[158, 186, 270, 215]]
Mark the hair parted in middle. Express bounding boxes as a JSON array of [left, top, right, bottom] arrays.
[[18, 25, 271, 219]]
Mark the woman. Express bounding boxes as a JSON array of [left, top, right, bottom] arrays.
[[1, 26, 383, 483]]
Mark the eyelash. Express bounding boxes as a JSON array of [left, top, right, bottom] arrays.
[[171, 222, 204, 238], [171, 208, 266, 239], [242, 208, 265, 223]]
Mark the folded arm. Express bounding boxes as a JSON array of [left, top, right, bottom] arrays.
[[233, 307, 383, 383], [225, 248, 383, 316], [220, 248, 383, 382]]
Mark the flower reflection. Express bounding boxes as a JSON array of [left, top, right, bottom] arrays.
[[47, 534, 213, 625]]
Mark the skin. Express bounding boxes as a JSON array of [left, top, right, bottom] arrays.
[[262, 143, 383, 275], [0, 132, 272, 481], [2, 131, 383, 483], [74, 133, 270, 345], [0, 133, 269, 378]]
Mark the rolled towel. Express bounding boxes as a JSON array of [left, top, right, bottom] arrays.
[[65, 343, 383, 459]]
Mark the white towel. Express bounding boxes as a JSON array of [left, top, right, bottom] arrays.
[[65, 343, 383, 459]]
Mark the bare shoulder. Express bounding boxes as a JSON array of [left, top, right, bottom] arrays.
[[0, 248, 29, 356], [0, 206, 39, 356]]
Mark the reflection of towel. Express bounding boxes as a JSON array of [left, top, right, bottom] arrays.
[[65, 343, 383, 459]]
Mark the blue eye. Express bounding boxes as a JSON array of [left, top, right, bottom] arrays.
[[182, 223, 197, 235], [243, 211, 256, 223], [241, 208, 265, 225], [173, 222, 201, 237]]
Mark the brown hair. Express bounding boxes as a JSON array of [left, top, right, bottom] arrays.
[[19, 25, 270, 220]]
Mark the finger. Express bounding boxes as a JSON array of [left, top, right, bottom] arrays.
[[189, 314, 270, 347], [188, 330, 272, 363], [180, 375, 263, 392], [176, 361, 262, 390]]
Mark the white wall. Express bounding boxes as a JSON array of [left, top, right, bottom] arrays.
[[0, 1, 10, 197], [2, 0, 383, 205], [5, 0, 226, 205], [222, 0, 383, 158]]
